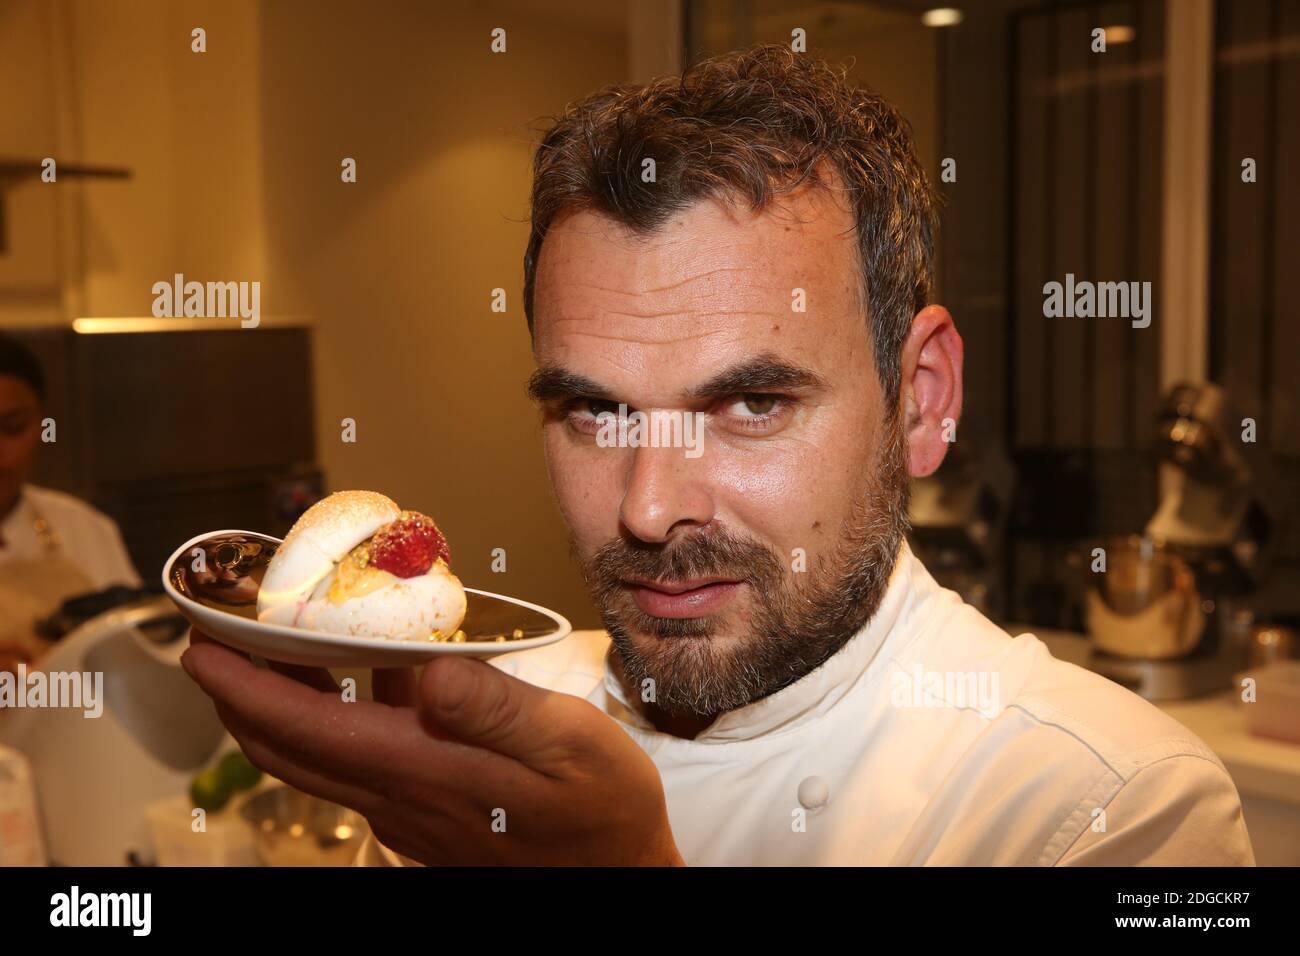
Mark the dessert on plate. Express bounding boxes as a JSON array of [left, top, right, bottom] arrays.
[[256, 490, 466, 641]]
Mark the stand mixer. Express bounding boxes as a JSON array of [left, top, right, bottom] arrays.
[[908, 442, 1015, 618], [1083, 383, 1279, 700]]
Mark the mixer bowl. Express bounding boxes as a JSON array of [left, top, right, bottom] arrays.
[[1083, 535, 1207, 659], [239, 784, 368, 866]]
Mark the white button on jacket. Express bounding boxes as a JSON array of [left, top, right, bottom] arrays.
[[358, 540, 1255, 866]]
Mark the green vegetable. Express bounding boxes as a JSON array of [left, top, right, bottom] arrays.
[[217, 750, 263, 792], [190, 767, 233, 812]]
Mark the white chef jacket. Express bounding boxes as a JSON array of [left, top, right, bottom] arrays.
[[0, 484, 141, 589], [357, 539, 1255, 866]]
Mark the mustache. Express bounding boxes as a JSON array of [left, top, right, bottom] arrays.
[[582, 525, 785, 590]]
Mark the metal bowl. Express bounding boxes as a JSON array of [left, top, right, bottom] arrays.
[[239, 785, 368, 866], [1083, 534, 1206, 659]]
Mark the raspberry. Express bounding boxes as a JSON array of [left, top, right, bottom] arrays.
[[367, 511, 451, 578]]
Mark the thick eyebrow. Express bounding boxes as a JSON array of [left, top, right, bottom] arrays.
[[526, 367, 612, 403], [526, 353, 828, 406], [687, 353, 828, 401]]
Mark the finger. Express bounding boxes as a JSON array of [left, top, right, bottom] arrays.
[[189, 626, 250, 662], [189, 627, 336, 692], [215, 694, 530, 832], [181, 636, 249, 677], [372, 667, 419, 708], [268, 659, 341, 695], [182, 640, 499, 791], [419, 656, 585, 766], [190, 627, 230, 648], [215, 702, 387, 817]]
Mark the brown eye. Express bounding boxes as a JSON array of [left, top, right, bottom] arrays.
[[740, 394, 777, 415]]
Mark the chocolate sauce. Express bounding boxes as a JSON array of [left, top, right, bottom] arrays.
[[169, 532, 278, 620]]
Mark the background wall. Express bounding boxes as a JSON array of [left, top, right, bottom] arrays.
[[258, 0, 629, 625], [0, 0, 266, 325], [0, 0, 652, 627]]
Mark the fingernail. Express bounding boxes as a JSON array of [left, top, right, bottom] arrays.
[[179, 649, 197, 679]]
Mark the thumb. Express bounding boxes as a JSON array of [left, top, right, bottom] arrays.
[[419, 656, 566, 763]]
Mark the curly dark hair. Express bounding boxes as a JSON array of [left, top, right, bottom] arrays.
[[523, 42, 937, 408]]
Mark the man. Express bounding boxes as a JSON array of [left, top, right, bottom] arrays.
[[182, 45, 1253, 865], [0, 333, 141, 674]]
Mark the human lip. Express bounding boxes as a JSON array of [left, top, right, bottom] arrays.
[[623, 577, 743, 618], [624, 576, 739, 595]]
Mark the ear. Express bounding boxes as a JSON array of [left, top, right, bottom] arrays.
[[899, 305, 963, 478]]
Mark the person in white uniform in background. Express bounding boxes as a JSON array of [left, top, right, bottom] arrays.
[[0, 332, 141, 674], [182, 45, 1254, 865]]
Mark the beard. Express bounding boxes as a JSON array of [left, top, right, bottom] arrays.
[[578, 411, 911, 718]]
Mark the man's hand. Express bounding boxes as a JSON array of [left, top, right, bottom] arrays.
[[180, 631, 684, 866]]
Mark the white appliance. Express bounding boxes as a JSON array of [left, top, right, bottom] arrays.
[[0, 598, 228, 866]]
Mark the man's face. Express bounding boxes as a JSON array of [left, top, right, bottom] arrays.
[[0, 375, 42, 512], [530, 187, 909, 717]]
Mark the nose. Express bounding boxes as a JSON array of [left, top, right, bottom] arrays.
[[619, 440, 715, 544]]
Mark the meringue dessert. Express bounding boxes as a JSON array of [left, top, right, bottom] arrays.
[[257, 490, 467, 641]]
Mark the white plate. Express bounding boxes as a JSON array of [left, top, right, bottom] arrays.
[[162, 530, 572, 668]]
